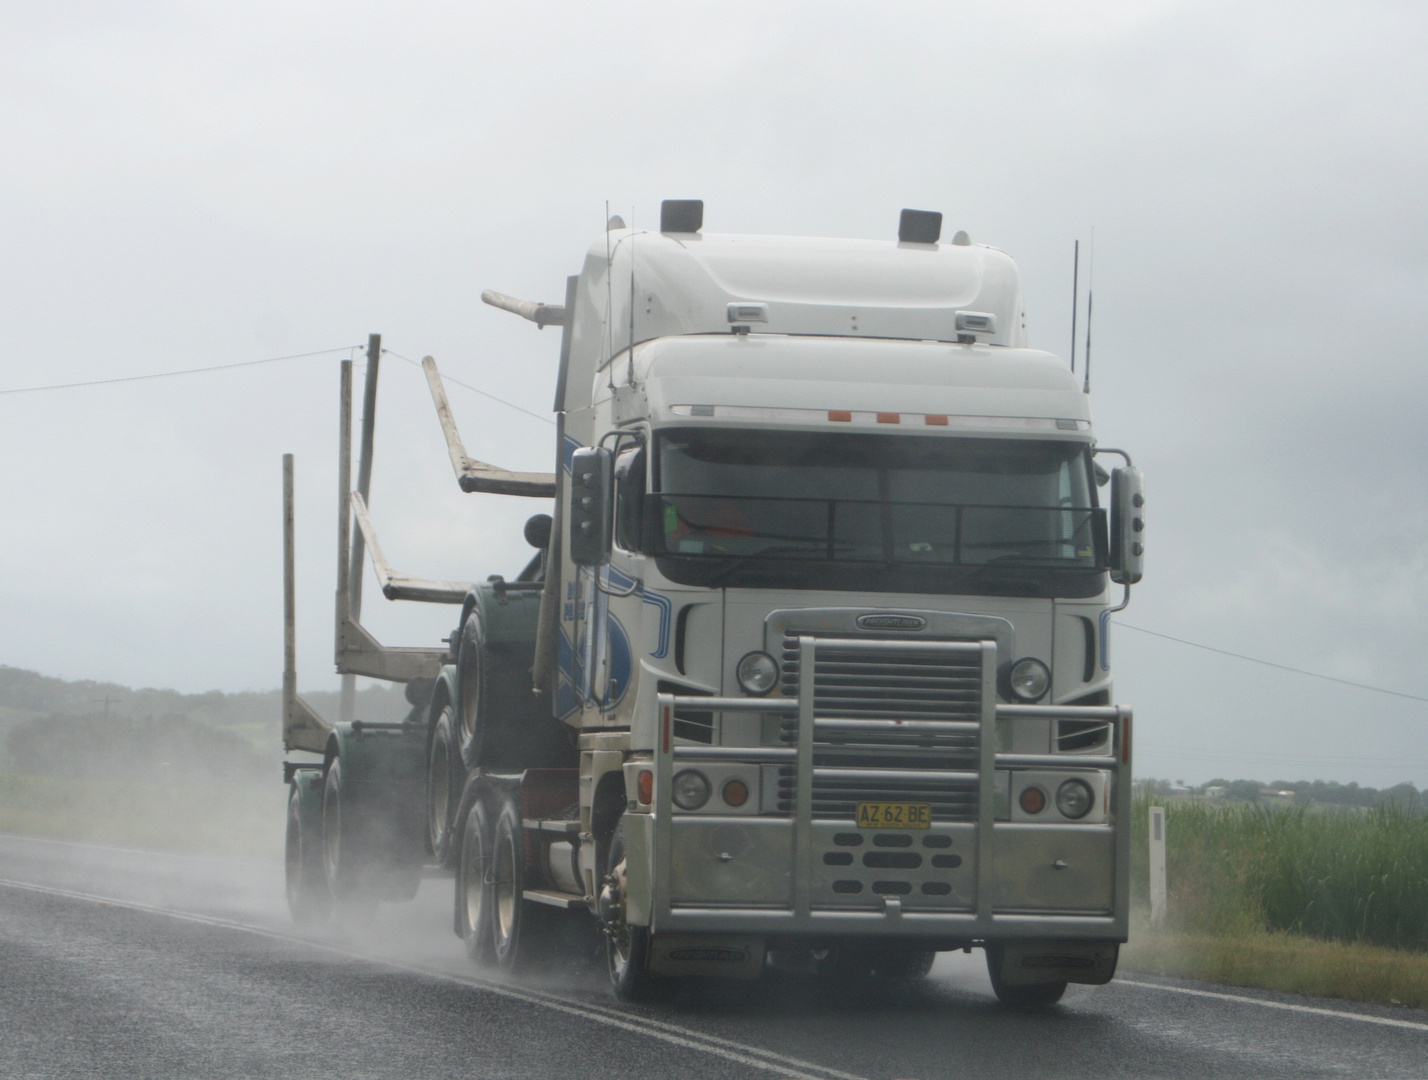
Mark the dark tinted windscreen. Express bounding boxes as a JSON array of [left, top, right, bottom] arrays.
[[654, 429, 1100, 570]]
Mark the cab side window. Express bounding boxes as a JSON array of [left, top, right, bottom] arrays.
[[614, 442, 646, 552]]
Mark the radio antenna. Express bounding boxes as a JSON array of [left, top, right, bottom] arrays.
[[1069, 239, 1080, 374], [627, 206, 636, 387], [605, 200, 616, 390], [1082, 229, 1095, 395]]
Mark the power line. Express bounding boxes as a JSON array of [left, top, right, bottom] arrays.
[[0, 346, 361, 396], [382, 349, 555, 426], [1115, 621, 1428, 704]]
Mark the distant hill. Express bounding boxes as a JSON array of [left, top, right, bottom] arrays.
[[0, 665, 411, 767]]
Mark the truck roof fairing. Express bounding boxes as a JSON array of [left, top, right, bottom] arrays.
[[602, 335, 1092, 437], [562, 230, 1027, 413]]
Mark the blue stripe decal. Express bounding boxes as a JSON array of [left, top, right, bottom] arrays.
[[639, 587, 672, 659], [604, 566, 671, 661]]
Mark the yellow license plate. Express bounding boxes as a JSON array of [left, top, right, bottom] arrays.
[[856, 802, 931, 829]]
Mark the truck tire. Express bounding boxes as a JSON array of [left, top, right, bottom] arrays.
[[985, 944, 1067, 1006], [601, 820, 653, 1000], [456, 797, 494, 964], [457, 610, 494, 770], [427, 703, 462, 868], [321, 756, 376, 919], [490, 795, 526, 971], [285, 777, 329, 925], [457, 608, 575, 773]]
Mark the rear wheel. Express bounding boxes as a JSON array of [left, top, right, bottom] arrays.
[[285, 779, 329, 925], [601, 820, 654, 1000], [457, 612, 491, 769], [321, 757, 376, 919], [490, 797, 526, 971], [456, 798, 493, 964], [427, 704, 461, 868], [986, 945, 1067, 1006]]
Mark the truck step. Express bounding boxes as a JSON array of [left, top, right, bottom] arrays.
[[523, 888, 588, 910], [523, 818, 580, 835]]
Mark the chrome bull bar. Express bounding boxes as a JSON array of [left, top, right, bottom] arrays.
[[651, 636, 1131, 941]]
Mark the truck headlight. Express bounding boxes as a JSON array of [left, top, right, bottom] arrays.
[[1056, 779, 1094, 819], [736, 651, 778, 695], [672, 770, 711, 811], [1005, 657, 1051, 702]]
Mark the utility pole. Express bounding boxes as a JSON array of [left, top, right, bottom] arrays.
[[339, 334, 381, 724]]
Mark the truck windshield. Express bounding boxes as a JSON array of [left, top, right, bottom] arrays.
[[649, 429, 1105, 597]]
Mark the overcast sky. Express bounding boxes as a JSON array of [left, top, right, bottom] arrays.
[[2, 1, 1424, 786]]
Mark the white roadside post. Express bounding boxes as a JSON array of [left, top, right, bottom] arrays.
[[1148, 804, 1167, 927]]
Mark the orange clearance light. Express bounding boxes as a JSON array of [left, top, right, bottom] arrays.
[[876, 412, 900, 424], [925, 414, 949, 426], [721, 778, 750, 808], [638, 769, 654, 805], [1019, 786, 1047, 814], [828, 410, 852, 422]]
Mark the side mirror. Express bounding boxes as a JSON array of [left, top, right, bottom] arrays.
[[568, 446, 613, 566], [1109, 466, 1145, 585]]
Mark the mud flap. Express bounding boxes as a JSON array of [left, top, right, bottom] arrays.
[[994, 940, 1119, 986]]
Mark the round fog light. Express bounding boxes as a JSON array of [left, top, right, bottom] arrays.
[[721, 778, 750, 808], [736, 651, 779, 695], [672, 769, 711, 811], [1019, 785, 1047, 814], [1007, 657, 1051, 702], [1056, 779, 1094, 820]]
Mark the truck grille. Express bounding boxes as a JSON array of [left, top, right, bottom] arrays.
[[777, 634, 986, 822]]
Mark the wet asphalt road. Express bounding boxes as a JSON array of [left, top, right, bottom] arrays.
[[2, 833, 1426, 1080]]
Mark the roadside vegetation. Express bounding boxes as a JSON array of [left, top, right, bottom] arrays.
[[1126, 794, 1428, 1009], [0, 665, 412, 856]]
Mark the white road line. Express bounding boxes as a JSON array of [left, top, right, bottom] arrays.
[[0, 878, 865, 1080], [1115, 978, 1428, 1033]]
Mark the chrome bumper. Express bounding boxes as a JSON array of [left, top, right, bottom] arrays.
[[645, 636, 1131, 943]]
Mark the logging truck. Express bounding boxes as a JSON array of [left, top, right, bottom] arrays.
[[280, 202, 1146, 1003]]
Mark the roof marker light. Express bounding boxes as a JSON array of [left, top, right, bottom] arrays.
[[925, 414, 948, 426], [955, 311, 998, 334], [727, 303, 768, 324], [898, 208, 943, 244], [876, 413, 900, 424], [660, 199, 704, 233], [829, 410, 852, 422]]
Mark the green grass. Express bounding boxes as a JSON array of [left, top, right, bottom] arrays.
[[1133, 798, 1428, 951], [0, 771, 284, 857], [1124, 797, 1428, 1010], [1124, 925, 1428, 1011]]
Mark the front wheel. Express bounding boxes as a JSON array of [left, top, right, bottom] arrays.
[[986, 945, 1067, 1006], [601, 820, 654, 1000]]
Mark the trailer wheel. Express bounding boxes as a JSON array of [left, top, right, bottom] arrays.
[[321, 756, 376, 918], [456, 797, 494, 964], [427, 704, 462, 868], [490, 796, 528, 971], [285, 778, 329, 925], [601, 820, 653, 1000], [985, 945, 1067, 1006]]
